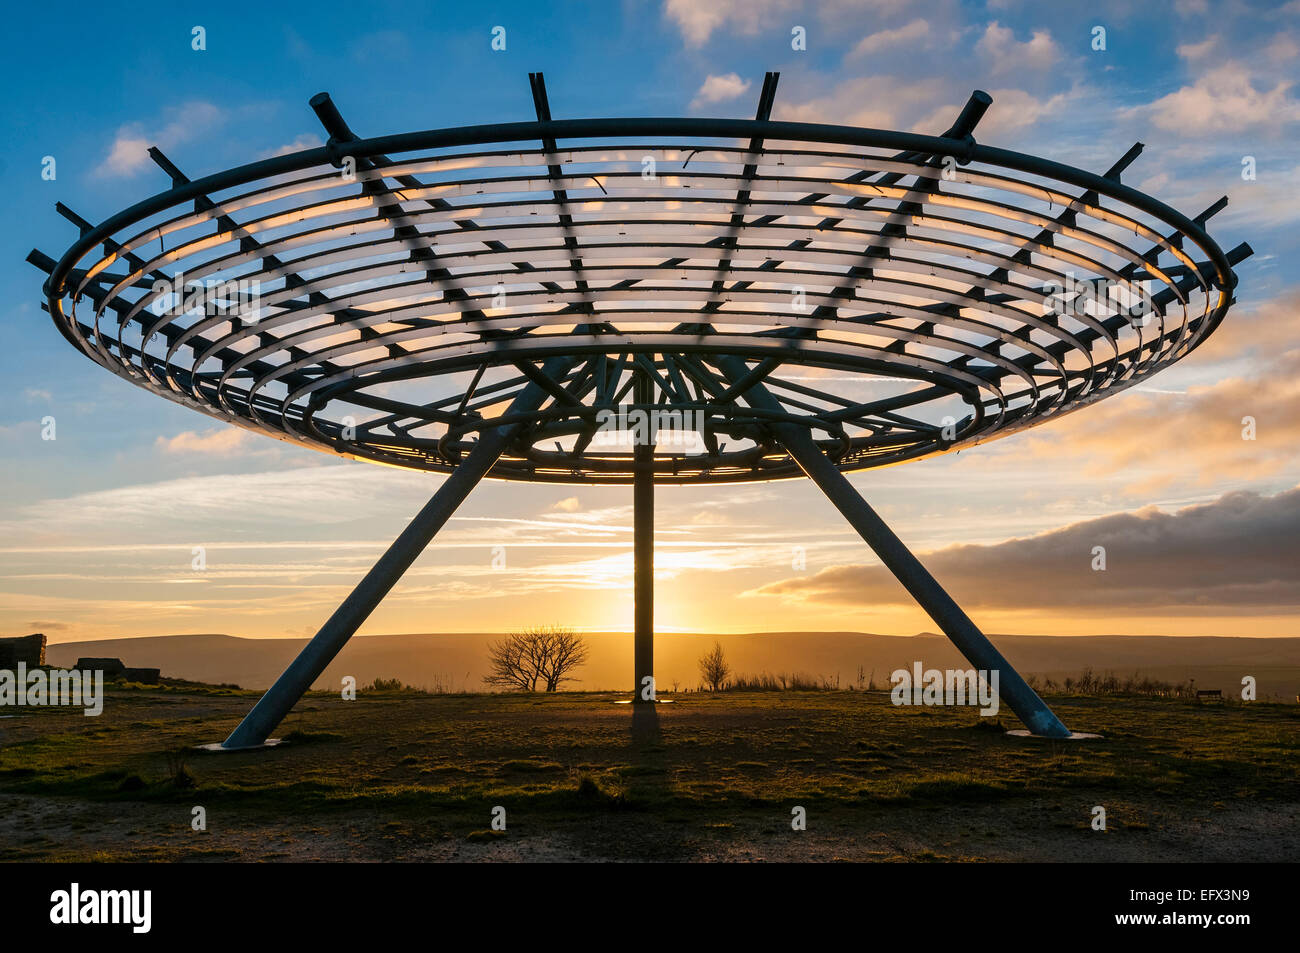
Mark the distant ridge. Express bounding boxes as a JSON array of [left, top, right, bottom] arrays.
[[41, 632, 1300, 700]]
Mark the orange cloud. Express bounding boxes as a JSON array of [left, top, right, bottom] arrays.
[[155, 428, 254, 455], [994, 289, 1300, 486]]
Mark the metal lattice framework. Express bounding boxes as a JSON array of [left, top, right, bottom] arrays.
[[31, 74, 1252, 747], [34, 78, 1250, 485]]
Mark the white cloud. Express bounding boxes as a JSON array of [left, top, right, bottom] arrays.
[[690, 72, 752, 109], [975, 21, 1060, 74], [1176, 36, 1217, 60], [1131, 62, 1300, 134], [0, 464, 427, 543], [663, 0, 914, 47], [95, 101, 227, 178], [953, 86, 1080, 138], [664, 0, 797, 46], [850, 19, 930, 57], [1214, 163, 1300, 232], [777, 74, 949, 131], [784, 74, 1082, 141], [260, 133, 323, 158], [1265, 33, 1300, 63], [100, 134, 153, 178]]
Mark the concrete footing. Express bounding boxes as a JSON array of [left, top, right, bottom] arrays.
[[195, 738, 285, 753]]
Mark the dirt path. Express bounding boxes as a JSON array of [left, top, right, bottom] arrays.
[[3, 792, 1293, 862]]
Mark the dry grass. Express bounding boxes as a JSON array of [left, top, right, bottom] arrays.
[[0, 687, 1295, 861]]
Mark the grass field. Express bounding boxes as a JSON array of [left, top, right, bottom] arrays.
[[1, 687, 1296, 862]]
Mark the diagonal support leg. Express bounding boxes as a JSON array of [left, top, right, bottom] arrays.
[[217, 358, 573, 750], [715, 356, 1072, 739]]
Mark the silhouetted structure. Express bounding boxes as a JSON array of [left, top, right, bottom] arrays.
[[76, 657, 125, 677], [121, 667, 161, 685], [30, 73, 1250, 748], [0, 634, 46, 669]]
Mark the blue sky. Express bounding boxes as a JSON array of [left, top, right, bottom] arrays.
[[2, 0, 1298, 642]]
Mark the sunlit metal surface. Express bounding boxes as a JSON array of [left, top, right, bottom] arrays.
[[35, 82, 1249, 485]]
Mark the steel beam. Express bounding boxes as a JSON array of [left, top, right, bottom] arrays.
[[632, 371, 655, 701], [714, 355, 1072, 738], [219, 357, 573, 749]]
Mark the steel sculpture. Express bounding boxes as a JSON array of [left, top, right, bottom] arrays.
[[30, 73, 1251, 747]]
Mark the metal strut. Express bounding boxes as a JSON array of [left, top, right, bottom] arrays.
[[219, 356, 574, 749], [714, 355, 1072, 739]]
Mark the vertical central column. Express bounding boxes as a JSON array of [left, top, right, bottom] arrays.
[[633, 371, 654, 701]]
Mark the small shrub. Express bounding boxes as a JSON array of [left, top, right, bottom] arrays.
[[165, 750, 196, 790], [364, 677, 426, 693], [1035, 670, 1195, 699], [572, 772, 625, 808], [724, 672, 840, 691]]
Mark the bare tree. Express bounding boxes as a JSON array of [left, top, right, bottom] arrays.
[[538, 626, 588, 691], [484, 625, 588, 692], [699, 641, 730, 692], [484, 633, 539, 691]]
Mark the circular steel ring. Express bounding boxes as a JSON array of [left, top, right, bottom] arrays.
[[42, 115, 1245, 484]]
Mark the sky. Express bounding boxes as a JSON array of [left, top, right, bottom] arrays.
[[1, 0, 1297, 644]]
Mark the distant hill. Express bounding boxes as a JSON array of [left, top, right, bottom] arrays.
[[43, 631, 1300, 701]]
